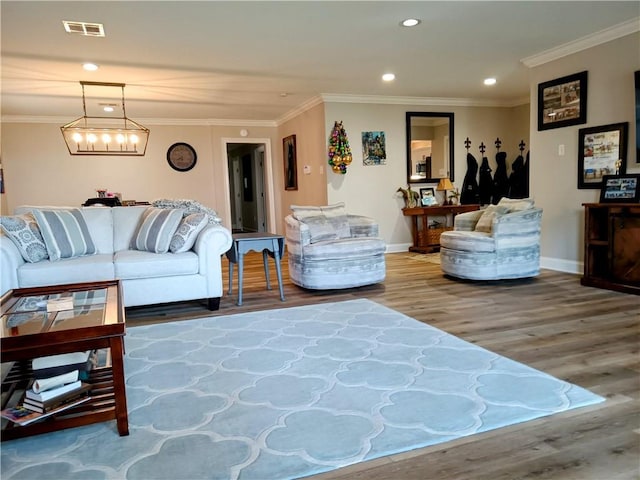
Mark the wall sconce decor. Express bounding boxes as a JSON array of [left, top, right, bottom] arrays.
[[61, 81, 149, 156]]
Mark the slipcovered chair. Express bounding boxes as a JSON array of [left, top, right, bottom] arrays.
[[440, 198, 542, 280], [285, 203, 386, 289]]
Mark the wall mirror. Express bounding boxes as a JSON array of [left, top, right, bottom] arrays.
[[406, 112, 454, 184]]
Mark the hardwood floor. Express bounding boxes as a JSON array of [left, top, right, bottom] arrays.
[[126, 251, 640, 480]]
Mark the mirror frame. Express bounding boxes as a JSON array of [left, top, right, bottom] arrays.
[[406, 111, 455, 184]]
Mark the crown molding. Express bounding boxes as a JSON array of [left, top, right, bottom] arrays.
[[320, 93, 523, 108], [276, 95, 324, 126], [1, 115, 277, 127], [521, 17, 640, 67]]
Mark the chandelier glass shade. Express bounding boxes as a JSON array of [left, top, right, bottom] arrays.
[[61, 81, 149, 156]]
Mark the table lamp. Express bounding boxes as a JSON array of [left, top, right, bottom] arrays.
[[436, 178, 454, 205]]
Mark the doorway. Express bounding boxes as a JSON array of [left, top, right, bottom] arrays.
[[226, 142, 267, 233]]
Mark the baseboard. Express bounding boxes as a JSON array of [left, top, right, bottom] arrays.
[[386, 243, 412, 253], [540, 256, 582, 275]]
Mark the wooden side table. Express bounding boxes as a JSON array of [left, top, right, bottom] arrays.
[[402, 204, 480, 253], [226, 233, 286, 306]]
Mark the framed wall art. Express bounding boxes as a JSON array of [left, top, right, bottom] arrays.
[[599, 174, 640, 203], [578, 122, 628, 189], [362, 131, 386, 165], [283, 134, 297, 191], [537, 71, 588, 131]]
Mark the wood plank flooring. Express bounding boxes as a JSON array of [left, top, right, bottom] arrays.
[[126, 251, 640, 480]]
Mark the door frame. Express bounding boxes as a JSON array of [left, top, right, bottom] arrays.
[[221, 137, 276, 233]]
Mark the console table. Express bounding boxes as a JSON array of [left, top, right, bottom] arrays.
[[582, 203, 640, 295], [402, 204, 480, 253], [226, 232, 286, 306]]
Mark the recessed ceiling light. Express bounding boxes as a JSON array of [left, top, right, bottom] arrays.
[[83, 63, 99, 71], [382, 73, 396, 82], [484, 77, 497, 86], [401, 18, 421, 27]]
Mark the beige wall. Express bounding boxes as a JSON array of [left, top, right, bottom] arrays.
[[277, 102, 327, 232], [322, 102, 529, 248], [529, 32, 640, 272]]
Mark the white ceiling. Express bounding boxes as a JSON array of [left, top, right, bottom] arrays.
[[2, 1, 639, 124]]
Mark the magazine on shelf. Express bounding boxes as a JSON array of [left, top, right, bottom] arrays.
[[1, 396, 90, 426]]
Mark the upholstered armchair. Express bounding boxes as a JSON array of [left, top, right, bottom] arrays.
[[439, 198, 542, 280], [285, 203, 386, 289]]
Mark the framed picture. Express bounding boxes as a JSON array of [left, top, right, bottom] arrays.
[[283, 135, 297, 191], [537, 71, 588, 131], [599, 174, 640, 203], [362, 131, 386, 165], [578, 122, 628, 189], [419, 187, 437, 206]]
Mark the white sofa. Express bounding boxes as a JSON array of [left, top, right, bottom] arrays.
[[0, 206, 232, 310]]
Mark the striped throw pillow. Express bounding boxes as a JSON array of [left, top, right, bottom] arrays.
[[131, 208, 184, 253], [32, 209, 96, 261]]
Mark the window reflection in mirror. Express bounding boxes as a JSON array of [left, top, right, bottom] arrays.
[[406, 112, 454, 184]]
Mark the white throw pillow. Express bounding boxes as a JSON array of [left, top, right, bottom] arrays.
[[131, 207, 184, 254], [170, 213, 208, 253], [32, 209, 96, 261], [0, 213, 49, 262]]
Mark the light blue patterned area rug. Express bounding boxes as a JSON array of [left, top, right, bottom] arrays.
[[1, 299, 604, 480]]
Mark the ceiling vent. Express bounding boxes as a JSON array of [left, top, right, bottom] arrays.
[[62, 21, 105, 37]]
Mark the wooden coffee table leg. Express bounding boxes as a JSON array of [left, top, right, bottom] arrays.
[[110, 336, 129, 436]]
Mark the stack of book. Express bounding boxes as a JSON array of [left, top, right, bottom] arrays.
[[1, 351, 95, 426]]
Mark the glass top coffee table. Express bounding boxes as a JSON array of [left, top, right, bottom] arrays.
[[1, 280, 128, 441]]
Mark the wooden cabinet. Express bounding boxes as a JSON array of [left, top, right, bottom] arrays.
[[402, 204, 480, 253], [582, 203, 640, 295]]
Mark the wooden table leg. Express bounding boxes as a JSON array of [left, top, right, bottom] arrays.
[[110, 336, 129, 436]]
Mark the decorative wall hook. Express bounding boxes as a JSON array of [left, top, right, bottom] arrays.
[[479, 142, 486, 155], [519, 140, 526, 153], [464, 137, 471, 152], [495, 137, 502, 151]]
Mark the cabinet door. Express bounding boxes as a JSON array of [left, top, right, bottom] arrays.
[[611, 216, 640, 284]]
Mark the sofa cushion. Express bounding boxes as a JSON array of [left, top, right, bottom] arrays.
[[474, 205, 510, 233], [131, 207, 184, 254], [303, 237, 386, 261], [0, 213, 49, 262], [170, 213, 208, 253], [439, 230, 495, 253], [114, 250, 199, 279], [17, 254, 115, 287], [32, 209, 97, 261]]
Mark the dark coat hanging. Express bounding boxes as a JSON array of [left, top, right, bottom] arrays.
[[460, 152, 480, 205], [492, 151, 509, 204], [508, 153, 527, 199], [478, 156, 493, 205]]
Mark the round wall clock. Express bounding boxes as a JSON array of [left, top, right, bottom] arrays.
[[167, 142, 197, 172]]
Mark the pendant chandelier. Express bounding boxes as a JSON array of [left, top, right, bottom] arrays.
[[60, 81, 149, 156]]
